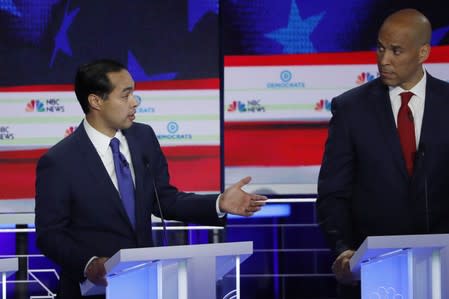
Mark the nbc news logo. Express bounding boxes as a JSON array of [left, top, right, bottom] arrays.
[[25, 99, 65, 112], [227, 100, 266, 113]]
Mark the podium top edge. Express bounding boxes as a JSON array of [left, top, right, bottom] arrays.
[[105, 241, 253, 272], [350, 234, 449, 272], [365, 234, 449, 248], [0, 257, 19, 273]]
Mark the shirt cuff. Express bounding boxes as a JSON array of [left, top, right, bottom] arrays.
[[216, 194, 226, 218], [84, 256, 98, 277]]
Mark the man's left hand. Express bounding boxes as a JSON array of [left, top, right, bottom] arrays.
[[219, 176, 267, 216]]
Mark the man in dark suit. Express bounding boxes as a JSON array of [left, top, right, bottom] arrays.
[[34, 59, 267, 298], [317, 8, 449, 299]]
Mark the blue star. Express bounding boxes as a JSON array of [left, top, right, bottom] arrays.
[[265, 0, 324, 53], [0, 0, 21, 16], [188, 0, 218, 32], [127, 51, 177, 82], [49, 1, 80, 67]]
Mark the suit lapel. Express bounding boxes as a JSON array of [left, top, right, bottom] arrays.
[[417, 75, 439, 174], [74, 123, 135, 229], [371, 81, 409, 179]]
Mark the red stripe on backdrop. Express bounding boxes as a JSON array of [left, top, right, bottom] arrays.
[[0, 146, 220, 200], [225, 51, 376, 66], [161, 146, 220, 191], [224, 122, 328, 166], [137, 78, 219, 90], [427, 45, 449, 62], [0, 78, 219, 92], [0, 84, 74, 92], [224, 45, 449, 66], [0, 149, 47, 199]]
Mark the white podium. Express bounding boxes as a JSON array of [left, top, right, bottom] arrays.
[[0, 258, 18, 299], [350, 234, 449, 299], [81, 241, 253, 299]]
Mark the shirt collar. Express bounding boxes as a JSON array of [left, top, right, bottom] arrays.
[[389, 68, 427, 100], [83, 119, 125, 156]]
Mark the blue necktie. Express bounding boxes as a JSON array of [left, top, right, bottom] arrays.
[[110, 137, 135, 228]]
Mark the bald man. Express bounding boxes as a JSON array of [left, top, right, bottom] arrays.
[[317, 9, 449, 299]]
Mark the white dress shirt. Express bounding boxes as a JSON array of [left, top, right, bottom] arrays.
[[389, 71, 427, 149], [83, 119, 136, 189]]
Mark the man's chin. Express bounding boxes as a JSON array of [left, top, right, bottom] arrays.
[[121, 121, 134, 130], [380, 76, 397, 87]]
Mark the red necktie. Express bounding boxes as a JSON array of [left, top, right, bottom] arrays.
[[397, 91, 416, 176]]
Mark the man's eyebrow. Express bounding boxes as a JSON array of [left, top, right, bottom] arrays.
[[121, 86, 133, 93], [377, 40, 403, 50], [391, 45, 403, 51]]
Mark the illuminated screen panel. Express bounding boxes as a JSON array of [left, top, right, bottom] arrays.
[[223, 46, 449, 195], [221, 0, 449, 196], [0, 0, 220, 216], [0, 79, 220, 202]]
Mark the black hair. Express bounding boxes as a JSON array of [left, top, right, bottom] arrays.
[[74, 59, 126, 114]]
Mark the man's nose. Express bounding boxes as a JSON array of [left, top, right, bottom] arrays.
[[378, 51, 391, 66], [131, 94, 140, 107]]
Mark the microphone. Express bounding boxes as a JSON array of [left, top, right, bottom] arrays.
[[153, 179, 168, 246], [144, 158, 168, 246]]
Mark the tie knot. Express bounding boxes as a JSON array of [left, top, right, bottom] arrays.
[[400, 91, 414, 106], [110, 137, 120, 154]]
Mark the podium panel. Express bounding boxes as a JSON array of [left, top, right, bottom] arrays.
[[81, 241, 252, 299], [350, 234, 449, 299], [0, 258, 18, 299]]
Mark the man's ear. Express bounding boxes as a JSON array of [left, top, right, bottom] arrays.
[[87, 94, 102, 111], [419, 44, 430, 63]]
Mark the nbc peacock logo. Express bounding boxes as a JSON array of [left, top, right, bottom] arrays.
[[227, 100, 246, 112], [64, 126, 78, 137], [25, 99, 45, 112], [356, 72, 377, 85], [315, 99, 331, 111]]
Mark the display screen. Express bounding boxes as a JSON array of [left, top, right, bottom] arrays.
[[221, 0, 449, 196], [0, 0, 220, 208]]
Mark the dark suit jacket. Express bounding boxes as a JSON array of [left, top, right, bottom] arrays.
[[317, 73, 449, 256], [35, 121, 223, 297]]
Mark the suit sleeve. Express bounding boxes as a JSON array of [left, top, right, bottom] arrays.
[[35, 153, 93, 280], [145, 127, 224, 226], [316, 97, 355, 256]]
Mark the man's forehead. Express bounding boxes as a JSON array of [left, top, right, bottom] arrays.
[[378, 39, 404, 48], [378, 30, 412, 49], [107, 70, 134, 90]]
